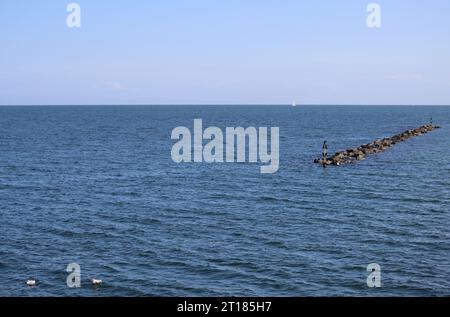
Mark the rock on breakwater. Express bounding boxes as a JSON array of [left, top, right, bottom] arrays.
[[315, 124, 441, 166]]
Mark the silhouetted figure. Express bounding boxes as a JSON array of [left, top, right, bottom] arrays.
[[430, 117, 433, 125], [322, 141, 328, 167]]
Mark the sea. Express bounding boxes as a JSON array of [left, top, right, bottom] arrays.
[[0, 105, 449, 296]]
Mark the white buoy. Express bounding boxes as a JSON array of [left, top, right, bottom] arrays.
[[91, 278, 103, 286], [26, 280, 36, 287]]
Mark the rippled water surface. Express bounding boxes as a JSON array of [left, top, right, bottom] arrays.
[[0, 105, 449, 296]]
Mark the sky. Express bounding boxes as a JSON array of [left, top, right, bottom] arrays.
[[1, 0, 450, 105]]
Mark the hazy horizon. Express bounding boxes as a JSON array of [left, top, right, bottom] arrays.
[[1, 104, 450, 107]]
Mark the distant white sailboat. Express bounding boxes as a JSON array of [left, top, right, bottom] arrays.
[[292, 101, 296, 107]]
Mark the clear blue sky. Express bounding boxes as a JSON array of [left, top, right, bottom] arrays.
[[1, 0, 450, 105]]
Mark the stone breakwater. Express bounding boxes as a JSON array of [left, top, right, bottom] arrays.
[[315, 124, 441, 166]]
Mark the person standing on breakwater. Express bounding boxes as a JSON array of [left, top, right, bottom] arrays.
[[322, 141, 328, 167]]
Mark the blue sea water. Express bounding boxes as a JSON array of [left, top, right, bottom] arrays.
[[0, 105, 449, 297]]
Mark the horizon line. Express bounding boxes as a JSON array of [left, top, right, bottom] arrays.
[[1, 104, 450, 107]]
